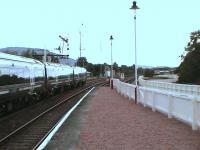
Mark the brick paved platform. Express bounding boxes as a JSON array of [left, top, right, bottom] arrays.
[[45, 87, 200, 150]]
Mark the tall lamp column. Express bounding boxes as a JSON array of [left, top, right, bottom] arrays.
[[130, 1, 139, 103], [110, 35, 114, 89]]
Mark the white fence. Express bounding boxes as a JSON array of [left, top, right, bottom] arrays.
[[113, 79, 136, 100], [113, 79, 200, 131], [139, 76, 200, 96]]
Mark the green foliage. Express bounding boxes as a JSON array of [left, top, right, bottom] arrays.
[[144, 69, 154, 77], [76, 58, 142, 78], [86, 62, 105, 77], [178, 30, 200, 84], [21, 50, 59, 63], [51, 56, 59, 63], [76, 57, 88, 67], [119, 65, 134, 78], [113, 62, 119, 72]]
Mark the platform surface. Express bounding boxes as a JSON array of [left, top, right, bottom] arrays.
[[45, 86, 200, 150]]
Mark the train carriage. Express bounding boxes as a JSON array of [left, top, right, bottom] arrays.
[[0, 52, 45, 113], [44, 62, 74, 95], [0, 52, 87, 116], [73, 66, 87, 87]]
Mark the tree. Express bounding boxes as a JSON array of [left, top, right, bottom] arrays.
[[93, 64, 101, 76], [138, 67, 144, 75], [51, 56, 59, 63], [144, 69, 154, 77], [113, 62, 119, 72], [76, 57, 88, 67], [86, 63, 94, 75], [178, 30, 200, 84]]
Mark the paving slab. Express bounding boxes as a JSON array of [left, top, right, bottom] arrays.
[[45, 86, 200, 150]]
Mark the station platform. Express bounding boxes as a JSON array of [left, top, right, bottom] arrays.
[[45, 86, 200, 150]]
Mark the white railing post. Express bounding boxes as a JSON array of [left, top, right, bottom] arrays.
[[125, 84, 129, 98], [168, 95, 173, 119], [122, 83, 124, 96], [132, 85, 135, 100], [119, 81, 122, 96], [128, 85, 131, 100], [113, 78, 200, 131], [152, 92, 156, 112], [143, 89, 146, 107], [137, 86, 139, 103], [117, 80, 120, 94], [192, 99, 198, 130]]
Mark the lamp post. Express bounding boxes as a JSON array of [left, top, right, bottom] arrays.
[[79, 31, 82, 58], [110, 35, 114, 89], [79, 24, 85, 67], [130, 1, 139, 103]]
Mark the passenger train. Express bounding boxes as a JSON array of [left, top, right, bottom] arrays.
[[0, 52, 87, 115]]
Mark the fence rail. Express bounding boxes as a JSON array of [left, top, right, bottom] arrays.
[[139, 76, 200, 96], [113, 78, 200, 131]]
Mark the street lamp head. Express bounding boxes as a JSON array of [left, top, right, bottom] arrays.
[[110, 35, 114, 40], [130, 1, 140, 10]]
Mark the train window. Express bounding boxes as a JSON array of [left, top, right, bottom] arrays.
[[23, 68, 30, 82], [0, 67, 30, 86], [70, 73, 73, 79], [10, 68, 30, 84], [47, 69, 56, 80], [59, 75, 65, 79], [58, 69, 70, 80], [34, 68, 44, 82], [0, 68, 10, 86], [0, 68, 9, 75]]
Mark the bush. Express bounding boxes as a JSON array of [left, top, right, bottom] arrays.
[[144, 69, 154, 77]]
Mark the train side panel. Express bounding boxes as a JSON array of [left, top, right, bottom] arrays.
[[44, 63, 74, 95], [73, 67, 87, 87], [0, 52, 87, 116], [0, 53, 45, 114]]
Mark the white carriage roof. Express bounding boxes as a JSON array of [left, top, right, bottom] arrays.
[[45, 62, 72, 68], [0, 52, 42, 64], [73, 66, 87, 72]]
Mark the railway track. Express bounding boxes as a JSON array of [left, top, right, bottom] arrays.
[[0, 78, 105, 118], [0, 79, 107, 149]]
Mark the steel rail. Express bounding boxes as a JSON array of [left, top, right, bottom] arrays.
[[0, 81, 106, 148]]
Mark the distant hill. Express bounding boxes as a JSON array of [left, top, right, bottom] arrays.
[[138, 65, 153, 69], [59, 56, 77, 66], [0, 47, 77, 66], [0, 47, 50, 55]]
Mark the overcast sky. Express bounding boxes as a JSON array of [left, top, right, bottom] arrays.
[[0, 0, 199, 67]]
